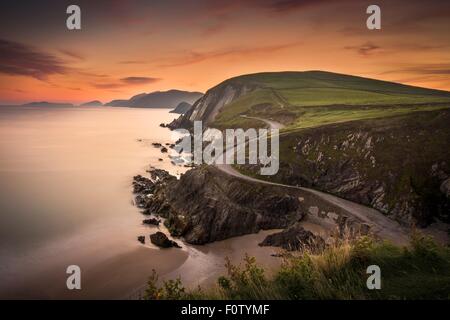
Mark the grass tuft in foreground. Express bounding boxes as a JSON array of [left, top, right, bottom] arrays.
[[143, 232, 450, 300]]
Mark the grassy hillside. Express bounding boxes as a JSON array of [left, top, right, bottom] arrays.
[[211, 71, 450, 129]]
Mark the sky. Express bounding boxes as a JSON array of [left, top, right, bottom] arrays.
[[0, 0, 449, 104]]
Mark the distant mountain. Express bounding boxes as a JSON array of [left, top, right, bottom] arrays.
[[104, 90, 203, 108], [170, 101, 192, 114], [80, 100, 102, 107], [22, 101, 74, 107], [104, 99, 128, 107]]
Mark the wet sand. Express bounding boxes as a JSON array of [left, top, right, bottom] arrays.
[[2, 246, 189, 299], [163, 230, 283, 290]]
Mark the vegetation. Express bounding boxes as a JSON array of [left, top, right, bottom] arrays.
[[143, 233, 450, 300], [283, 104, 449, 130], [211, 71, 450, 130]]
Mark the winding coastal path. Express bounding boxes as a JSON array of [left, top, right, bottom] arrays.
[[216, 115, 410, 245]]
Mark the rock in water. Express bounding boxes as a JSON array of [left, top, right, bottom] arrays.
[[143, 218, 161, 226], [132, 174, 154, 194], [259, 224, 325, 252], [150, 232, 181, 248], [137, 236, 145, 244], [147, 168, 174, 181]]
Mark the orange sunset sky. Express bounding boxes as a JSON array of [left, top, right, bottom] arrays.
[[0, 0, 449, 104]]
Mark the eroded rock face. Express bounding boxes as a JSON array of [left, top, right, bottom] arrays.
[[150, 232, 181, 248], [259, 224, 325, 252], [144, 166, 305, 244], [132, 175, 154, 194], [133, 169, 175, 210], [169, 79, 258, 129]]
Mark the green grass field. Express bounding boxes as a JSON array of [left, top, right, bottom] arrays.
[[284, 104, 450, 130], [212, 71, 450, 130]]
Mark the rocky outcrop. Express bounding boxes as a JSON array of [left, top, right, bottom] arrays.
[[133, 175, 155, 194], [150, 232, 181, 248], [133, 169, 176, 211], [169, 79, 258, 129], [259, 224, 325, 252], [137, 236, 145, 244], [143, 166, 305, 244], [143, 218, 161, 226], [170, 102, 192, 114]]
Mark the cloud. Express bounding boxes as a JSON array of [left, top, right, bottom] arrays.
[[344, 42, 382, 56], [158, 42, 302, 68], [382, 63, 450, 76], [201, 22, 228, 36], [91, 76, 161, 89], [203, 0, 335, 15], [120, 77, 160, 84], [91, 83, 124, 89], [118, 60, 147, 65], [0, 38, 70, 80], [59, 49, 86, 61], [267, 0, 333, 12]]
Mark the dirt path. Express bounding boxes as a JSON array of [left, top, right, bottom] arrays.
[[240, 115, 285, 130]]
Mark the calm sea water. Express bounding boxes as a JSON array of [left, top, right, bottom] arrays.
[[0, 106, 191, 298]]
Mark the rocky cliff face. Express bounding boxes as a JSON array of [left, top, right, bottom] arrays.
[[142, 166, 305, 244], [169, 101, 192, 114], [254, 110, 450, 226], [169, 79, 258, 129]]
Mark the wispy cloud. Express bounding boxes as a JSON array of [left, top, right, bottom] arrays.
[[120, 76, 160, 84], [267, 0, 333, 13], [59, 49, 86, 61], [92, 76, 161, 89], [118, 60, 147, 65], [382, 63, 450, 76], [0, 39, 70, 80], [204, 0, 336, 15], [344, 42, 382, 56], [158, 42, 302, 68]]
